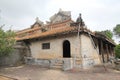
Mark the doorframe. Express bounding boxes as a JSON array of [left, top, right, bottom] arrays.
[[63, 40, 71, 58]]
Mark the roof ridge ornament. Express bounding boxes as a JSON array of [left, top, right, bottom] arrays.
[[35, 17, 44, 25], [70, 13, 85, 27], [76, 13, 85, 27], [59, 8, 62, 12], [36, 17, 40, 23]]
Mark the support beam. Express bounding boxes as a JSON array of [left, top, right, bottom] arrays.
[[109, 45, 112, 56], [111, 47, 115, 57], [106, 44, 109, 62], [100, 40, 105, 63], [113, 47, 115, 57]]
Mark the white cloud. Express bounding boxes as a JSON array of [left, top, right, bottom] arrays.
[[0, 0, 119, 43], [0, 0, 120, 42]]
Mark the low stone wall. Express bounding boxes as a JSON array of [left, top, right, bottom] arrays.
[[0, 48, 24, 66], [114, 61, 120, 70], [25, 57, 51, 67], [25, 57, 76, 70]]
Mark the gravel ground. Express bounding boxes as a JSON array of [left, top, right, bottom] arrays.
[[0, 65, 120, 80]]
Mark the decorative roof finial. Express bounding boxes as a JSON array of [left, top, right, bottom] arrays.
[[76, 13, 85, 26], [59, 8, 62, 12], [35, 17, 44, 25], [36, 17, 39, 22], [76, 13, 82, 23]]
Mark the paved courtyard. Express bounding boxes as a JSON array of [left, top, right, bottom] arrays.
[[0, 65, 120, 80]]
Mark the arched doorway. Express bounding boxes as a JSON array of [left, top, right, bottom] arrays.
[[63, 40, 71, 58]]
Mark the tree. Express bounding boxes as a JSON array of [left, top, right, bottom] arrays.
[[101, 30, 113, 39], [0, 27, 16, 57], [115, 44, 120, 58], [96, 30, 113, 39], [113, 24, 120, 37]]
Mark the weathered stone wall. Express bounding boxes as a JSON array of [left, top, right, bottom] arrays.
[[81, 34, 101, 69], [28, 34, 101, 69], [0, 42, 28, 66], [30, 34, 79, 59], [0, 48, 23, 66]]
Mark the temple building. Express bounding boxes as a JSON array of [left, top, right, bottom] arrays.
[[15, 9, 115, 70]]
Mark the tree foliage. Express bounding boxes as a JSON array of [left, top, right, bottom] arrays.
[[96, 30, 113, 39], [113, 24, 120, 37], [115, 44, 120, 58], [101, 30, 113, 39], [0, 27, 16, 57]]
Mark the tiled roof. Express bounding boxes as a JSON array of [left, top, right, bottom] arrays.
[[16, 27, 41, 35], [15, 26, 77, 41], [15, 19, 74, 40], [15, 20, 115, 46]]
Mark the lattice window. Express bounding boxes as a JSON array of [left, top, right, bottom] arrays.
[[42, 43, 50, 49]]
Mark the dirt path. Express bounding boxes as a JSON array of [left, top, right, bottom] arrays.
[[0, 75, 16, 80], [0, 65, 120, 80]]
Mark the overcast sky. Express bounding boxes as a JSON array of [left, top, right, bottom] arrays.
[[0, 0, 119, 42]]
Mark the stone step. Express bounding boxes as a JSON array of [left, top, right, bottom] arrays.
[[50, 65, 62, 69], [53, 63, 63, 66], [75, 59, 82, 65], [55, 61, 63, 64], [75, 59, 81, 61], [50, 59, 63, 69]]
